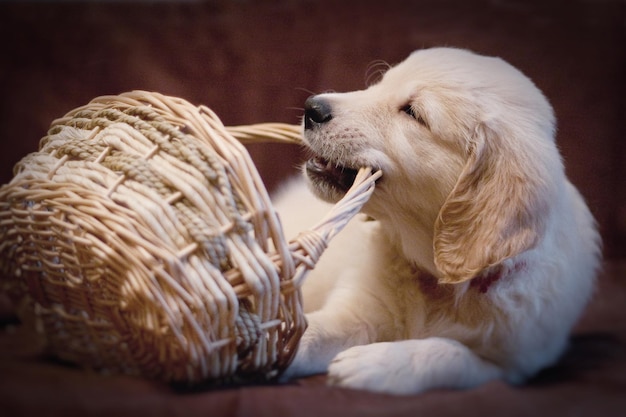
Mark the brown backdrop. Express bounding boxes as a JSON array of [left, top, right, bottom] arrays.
[[1, 0, 624, 257]]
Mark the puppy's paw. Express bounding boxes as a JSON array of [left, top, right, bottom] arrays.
[[327, 339, 504, 395], [326, 343, 418, 395]]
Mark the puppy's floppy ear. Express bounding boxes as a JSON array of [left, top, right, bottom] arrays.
[[433, 122, 548, 284]]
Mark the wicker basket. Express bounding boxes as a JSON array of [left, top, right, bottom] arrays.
[[0, 91, 380, 385]]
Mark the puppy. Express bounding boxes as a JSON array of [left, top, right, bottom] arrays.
[[273, 47, 601, 395]]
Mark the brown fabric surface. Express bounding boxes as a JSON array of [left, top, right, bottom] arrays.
[[1, 263, 624, 417], [0, 0, 624, 416]]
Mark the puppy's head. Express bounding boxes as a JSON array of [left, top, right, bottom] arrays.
[[303, 47, 561, 283]]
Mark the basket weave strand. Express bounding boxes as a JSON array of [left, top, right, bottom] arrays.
[[0, 90, 380, 384]]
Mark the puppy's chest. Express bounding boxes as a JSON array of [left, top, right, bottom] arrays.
[[388, 270, 477, 339], [395, 285, 429, 338]]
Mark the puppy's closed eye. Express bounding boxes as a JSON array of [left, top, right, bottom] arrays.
[[400, 103, 428, 128]]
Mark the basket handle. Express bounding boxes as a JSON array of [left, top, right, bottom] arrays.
[[227, 123, 302, 145], [224, 164, 381, 295], [287, 167, 381, 289], [223, 120, 382, 292]]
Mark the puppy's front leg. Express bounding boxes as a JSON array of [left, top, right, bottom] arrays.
[[327, 337, 504, 395], [281, 308, 376, 380]]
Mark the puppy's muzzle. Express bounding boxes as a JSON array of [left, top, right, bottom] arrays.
[[302, 95, 361, 196], [304, 95, 333, 130]]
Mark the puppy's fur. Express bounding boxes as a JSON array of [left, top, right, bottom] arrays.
[[273, 48, 601, 395]]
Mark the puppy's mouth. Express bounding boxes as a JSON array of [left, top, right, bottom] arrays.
[[305, 156, 359, 193]]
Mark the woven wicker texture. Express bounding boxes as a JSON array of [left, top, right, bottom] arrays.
[[0, 91, 380, 384]]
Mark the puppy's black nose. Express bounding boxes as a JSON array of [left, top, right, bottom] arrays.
[[304, 95, 333, 129]]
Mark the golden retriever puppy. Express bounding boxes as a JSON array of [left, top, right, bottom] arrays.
[[273, 47, 601, 395]]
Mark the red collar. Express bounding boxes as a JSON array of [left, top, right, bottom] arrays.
[[415, 262, 525, 295], [470, 262, 526, 293]]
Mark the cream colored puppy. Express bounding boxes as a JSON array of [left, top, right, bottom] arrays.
[[273, 47, 601, 395]]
